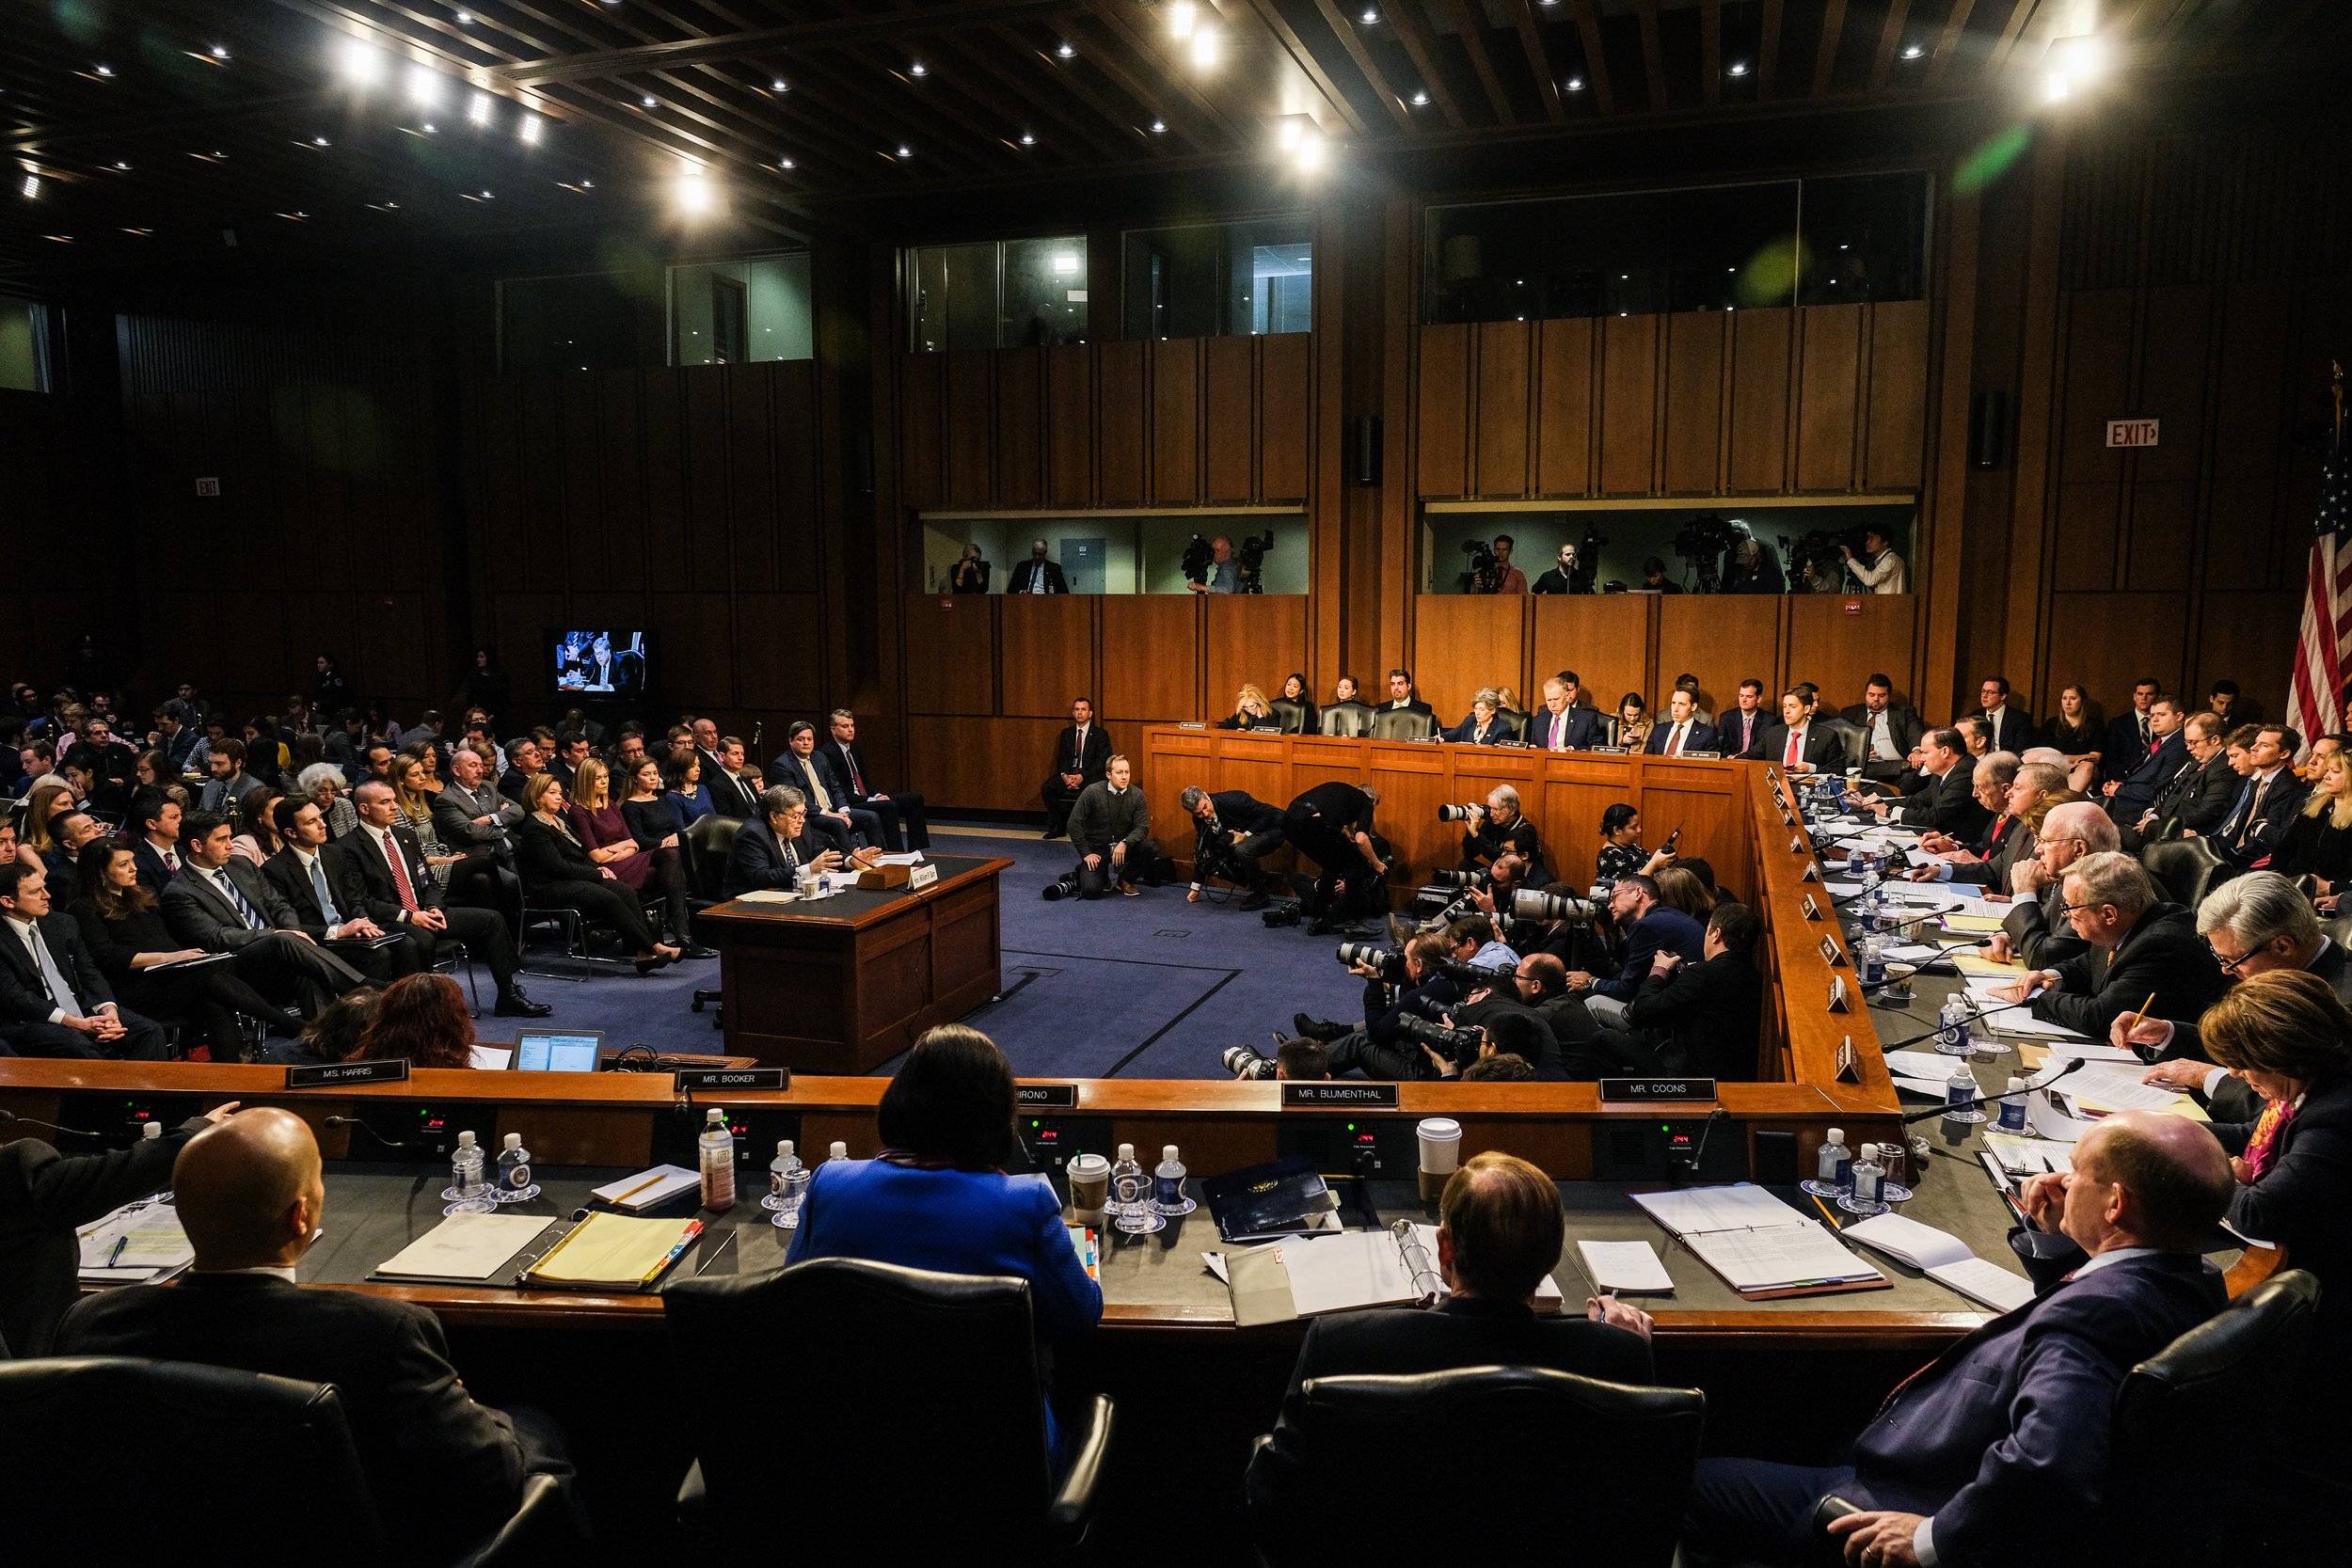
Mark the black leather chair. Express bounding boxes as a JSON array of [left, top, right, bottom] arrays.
[[678, 814, 740, 1025], [663, 1257, 1114, 1557], [1320, 702, 1375, 737], [1816, 1270, 2320, 1568], [2142, 835, 2226, 910], [1371, 708, 1437, 742], [1269, 698, 1307, 735], [1247, 1365, 1704, 1565], [0, 1355, 569, 1567]]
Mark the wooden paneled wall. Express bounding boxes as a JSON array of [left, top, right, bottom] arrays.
[[0, 387, 115, 689], [1414, 303, 1929, 499], [898, 333, 1311, 510]]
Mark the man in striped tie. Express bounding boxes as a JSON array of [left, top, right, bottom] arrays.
[[158, 812, 368, 1025]]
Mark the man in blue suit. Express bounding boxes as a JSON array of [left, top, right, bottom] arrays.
[[2102, 694, 2186, 823], [768, 721, 882, 857], [1642, 689, 1719, 757], [1681, 1110, 2233, 1568]]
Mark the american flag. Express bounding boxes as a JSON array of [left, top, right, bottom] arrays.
[[2288, 368, 2351, 756]]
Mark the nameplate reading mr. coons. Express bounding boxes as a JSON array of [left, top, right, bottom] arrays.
[[1016, 1084, 1079, 1109], [285, 1058, 410, 1088], [675, 1067, 788, 1092], [1280, 1083, 1400, 1109], [1597, 1078, 1719, 1103]]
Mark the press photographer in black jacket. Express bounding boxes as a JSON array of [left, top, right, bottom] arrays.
[[1182, 785, 1285, 910]]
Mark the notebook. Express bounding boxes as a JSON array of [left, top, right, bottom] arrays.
[[1577, 1239, 1675, 1295], [1066, 1225, 1099, 1281], [77, 1200, 194, 1284], [589, 1164, 701, 1212], [1630, 1184, 1887, 1300], [520, 1212, 704, 1291], [1840, 1212, 2037, 1313], [1216, 1222, 1563, 1327], [374, 1212, 555, 1281]]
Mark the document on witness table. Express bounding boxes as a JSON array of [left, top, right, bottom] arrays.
[[376, 1212, 559, 1280], [1577, 1240, 1675, 1295], [77, 1201, 195, 1283]]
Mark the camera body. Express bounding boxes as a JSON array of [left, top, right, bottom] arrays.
[[1438, 803, 1485, 824], [1458, 538, 1500, 593], [1778, 526, 1869, 582], [1335, 942, 1407, 984], [1435, 957, 1517, 990], [1395, 1013, 1485, 1068], [1180, 533, 1216, 585], [1235, 530, 1275, 594]]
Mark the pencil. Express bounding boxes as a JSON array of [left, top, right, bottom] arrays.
[[609, 1171, 668, 1205], [1808, 1191, 1844, 1232], [2129, 990, 2157, 1031]]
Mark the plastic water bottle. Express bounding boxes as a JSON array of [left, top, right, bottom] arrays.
[[1859, 932, 1885, 986], [1998, 1075, 2029, 1132], [698, 1109, 737, 1212], [762, 1139, 802, 1212], [1152, 1144, 1196, 1218], [141, 1121, 163, 1143], [1110, 1142, 1162, 1235], [1842, 1144, 1888, 1215], [826, 1140, 849, 1164], [1935, 995, 1971, 1055], [442, 1129, 495, 1215], [1944, 1060, 1985, 1123], [494, 1131, 539, 1203], [1802, 1127, 1851, 1198]]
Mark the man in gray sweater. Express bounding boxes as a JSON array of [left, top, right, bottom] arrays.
[[1068, 755, 1162, 898]]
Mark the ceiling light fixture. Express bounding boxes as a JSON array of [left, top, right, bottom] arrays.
[[21, 174, 38, 198], [210, 45, 230, 59], [1410, 88, 1428, 105], [94, 64, 114, 77], [771, 79, 787, 91], [642, 95, 657, 107], [420, 122, 436, 134], [339, 39, 384, 87], [114, 160, 131, 168], [674, 158, 715, 215], [1191, 25, 1219, 67], [312, 135, 329, 146], [1168, 1, 1196, 39], [1565, 75, 1585, 90], [778, 157, 795, 168], [456, 10, 474, 23], [909, 61, 928, 76], [898, 144, 913, 157], [1150, 119, 1166, 134], [1020, 132, 1035, 145], [407, 66, 443, 108], [1056, 41, 1074, 58], [1362, 8, 1378, 23], [1727, 61, 1748, 76], [1900, 43, 1924, 59], [468, 91, 494, 125], [518, 115, 541, 145], [1052, 252, 1079, 274]]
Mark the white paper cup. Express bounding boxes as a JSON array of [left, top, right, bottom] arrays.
[[1067, 1152, 1111, 1217], [1417, 1117, 1463, 1176]]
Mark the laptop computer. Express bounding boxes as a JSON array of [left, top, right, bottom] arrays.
[[512, 1030, 604, 1073]]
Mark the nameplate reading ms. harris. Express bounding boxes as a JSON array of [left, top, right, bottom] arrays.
[[1017, 1084, 1079, 1109], [1281, 1083, 1400, 1109], [1597, 1078, 1719, 1103], [675, 1068, 788, 1092], [285, 1057, 409, 1088]]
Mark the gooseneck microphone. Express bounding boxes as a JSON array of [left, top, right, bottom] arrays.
[[1901, 1057, 2087, 1124]]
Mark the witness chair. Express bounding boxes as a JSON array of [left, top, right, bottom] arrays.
[[1320, 703, 1375, 738], [1370, 708, 1437, 742], [663, 1258, 1114, 1559], [0, 1355, 572, 1567], [1247, 1366, 1704, 1566], [2141, 835, 2226, 911], [677, 813, 740, 1024]]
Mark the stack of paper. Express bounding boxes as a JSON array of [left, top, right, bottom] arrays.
[[1840, 1212, 2036, 1312], [522, 1212, 704, 1290], [1981, 1131, 2074, 1177], [1577, 1239, 1675, 1295], [375, 1212, 555, 1281], [591, 1164, 700, 1212], [2061, 1063, 2211, 1122], [77, 1200, 194, 1284], [1630, 1185, 1886, 1299]]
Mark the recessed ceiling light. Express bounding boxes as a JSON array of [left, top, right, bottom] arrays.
[[581, 180, 593, 187], [641, 95, 657, 107], [114, 160, 130, 169], [1727, 61, 1748, 76], [481, 189, 492, 198], [420, 122, 436, 134], [20, 175, 38, 198], [1056, 41, 1074, 58], [1410, 89, 1428, 105], [312, 135, 329, 146], [909, 61, 927, 76], [898, 144, 913, 157], [1019, 132, 1034, 146], [771, 79, 787, 91], [1150, 119, 1166, 133], [1900, 43, 1924, 59], [209, 45, 229, 59], [778, 157, 795, 168], [1565, 75, 1584, 91], [455, 10, 474, 23], [1361, 8, 1377, 23], [94, 64, 114, 76]]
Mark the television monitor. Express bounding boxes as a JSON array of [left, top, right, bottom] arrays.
[[514, 1031, 603, 1072], [552, 628, 649, 695]]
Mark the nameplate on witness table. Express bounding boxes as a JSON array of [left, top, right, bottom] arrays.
[[1597, 1078, 1719, 1103], [1017, 1084, 1079, 1110], [285, 1057, 410, 1088], [1280, 1083, 1400, 1109], [675, 1067, 788, 1092]]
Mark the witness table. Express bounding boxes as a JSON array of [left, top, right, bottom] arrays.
[[695, 854, 1013, 1073]]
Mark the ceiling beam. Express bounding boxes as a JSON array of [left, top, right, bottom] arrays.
[[1383, 1, 1472, 132], [1505, 0, 1567, 122], [1811, 0, 1849, 97], [1054, 17, 1223, 153], [1758, 0, 1784, 99], [1638, 0, 1668, 111], [1980, 0, 2039, 82], [1921, 0, 1975, 89], [1235, 0, 1374, 135], [983, 22, 1181, 152], [1438, 0, 1517, 125], [1568, 0, 1616, 114], [1088, 5, 1249, 144], [1301, 0, 1417, 130], [485, 0, 1093, 86], [1868, 0, 1912, 90], [1703, 0, 1722, 108]]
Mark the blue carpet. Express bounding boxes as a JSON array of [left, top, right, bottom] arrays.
[[474, 826, 1370, 1080]]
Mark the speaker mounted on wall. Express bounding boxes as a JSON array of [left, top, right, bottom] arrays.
[[1967, 389, 2010, 470], [1350, 414, 1381, 486]]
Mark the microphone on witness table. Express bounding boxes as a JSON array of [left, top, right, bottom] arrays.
[[1901, 1057, 2087, 1124]]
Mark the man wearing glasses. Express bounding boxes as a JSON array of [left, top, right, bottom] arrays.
[[1988, 851, 2227, 1043], [1986, 800, 2117, 971]]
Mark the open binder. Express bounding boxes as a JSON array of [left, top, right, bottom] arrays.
[[1631, 1184, 1889, 1301], [1218, 1220, 1565, 1327]]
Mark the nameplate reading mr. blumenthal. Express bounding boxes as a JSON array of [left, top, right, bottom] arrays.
[[1597, 1078, 1719, 1103], [1280, 1082, 1400, 1109], [675, 1067, 788, 1092], [1016, 1083, 1079, 1109], [285, 1057, 410, 1088]]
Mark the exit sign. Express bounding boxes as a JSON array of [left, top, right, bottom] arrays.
[[2106, 419, 2160, 448]]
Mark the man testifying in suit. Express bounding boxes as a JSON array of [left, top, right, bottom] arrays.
[[161, 812, 366, 1020], [1643, 689, 1719, 757], [820, 709, 929, 852], [1005, 539, 1070, 594], [262, 799, 416, 983], [1530, 673, 1606, 752], [1248, 1151, 1654, 1540], [769, 721, 880, 856], [722, 785, 876, 898], [341, 783, 547, 1019], [1841, 673, 1925, 783], [1041, 697, 1112, 840], [57, 1109, 566, 1565], [1682, 1110, 2233, 1568], [1759, 688, 1841, 775], [0, 861, 167, 1060]]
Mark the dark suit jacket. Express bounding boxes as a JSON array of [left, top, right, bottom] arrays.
[[1758, 722, 1843, 772], [2107, 731, 2188, 818], [1976, 706, 2041, 754], [1046, 724, 1113, 784], [0, 911, 120, 1023], [2153, 751, 2237, 838], [818, 740, 883, 804], [1718, 706, 1772, 760], [261, 847, 367, 938], [1527, 705, 1606, 751], [1593, 906, 1708, 1003], [1841, 703, 1926, 765], [1005, 559, 1069, 594], [1899, 758, 1993, 838], [721, 816, 813, 898], [513, 814, 609, 892], [1446, 713, 1519, 746], [1847, 1237, 2224, 1565], [1642, 719, 1721, 756], [1377, 698, 1437, 722], [1621, 952, 1765, 1080], [127, 838, 180, 900], [1205, 790, 1284, 838], [703, 763, 762, 821], [2001, 882, 2092, 972], [2037, 900, 2230, 1041], [2169, 939, 2352, 1072], [1276, 1293, 1650, 1406], [2212, 1069, 2352, 1390], [0, 1117, 199, 1358], [2103, 711, 2159, 780], [767, 750, 842, 815], [333, 821, 449, 925], [2214, 768, 2311, 869], [161, 858, 304, 951], [58, 1273, 530, 1565]]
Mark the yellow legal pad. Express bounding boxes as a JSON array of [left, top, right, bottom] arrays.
[[1940, 913, 2008, 935], [521, 1212, 702, 1289]]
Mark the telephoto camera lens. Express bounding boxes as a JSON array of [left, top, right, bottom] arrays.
[[1433, 867, 1487, 888], [1437, 803, 1482, 823], [1334, 942, 1406, 981], [1394, 1014, 1481, 1061], [1511, 889, 1597, 924]]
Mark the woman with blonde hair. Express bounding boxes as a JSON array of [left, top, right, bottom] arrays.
[[564, 756, 707, 956], [21, 782, 73, 856], [388, 753, 457, 890], [1216, 684, 1279, 731], [2279, 749, 2352, 909]]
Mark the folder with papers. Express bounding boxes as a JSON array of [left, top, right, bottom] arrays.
[[1215, 1221, 1563, 1327], [1630, 1184, 1888, 1300], [1839, 1212, 2036, 1312]]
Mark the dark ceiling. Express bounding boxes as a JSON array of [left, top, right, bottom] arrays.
[[4, 0, 2342, 281]]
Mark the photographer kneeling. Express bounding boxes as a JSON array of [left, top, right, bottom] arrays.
[[1278, 780, 1391, 935], [1056, 754, 1161, 900], [1230, 928, 1497, 1081], [1562, 901, 1765, 1081], [1450, 785, 1545, 880], [1181, 784, 1285, 911]]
